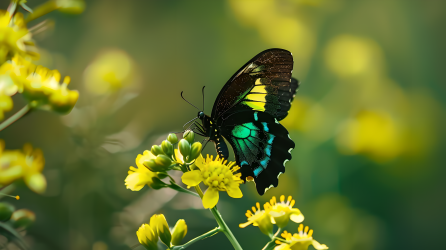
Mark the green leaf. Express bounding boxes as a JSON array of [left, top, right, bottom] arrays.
[[0, 221, 28, 250]]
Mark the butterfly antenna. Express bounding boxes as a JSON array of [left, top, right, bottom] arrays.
[[181, 91, 200, 111], [202, 86, 205, 111]]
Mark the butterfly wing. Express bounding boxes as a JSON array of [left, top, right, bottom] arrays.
[[219, 110, 295, 195], [211, 49, 299, 122]]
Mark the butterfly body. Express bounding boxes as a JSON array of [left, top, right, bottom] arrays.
[[193, 49, 299, 195]]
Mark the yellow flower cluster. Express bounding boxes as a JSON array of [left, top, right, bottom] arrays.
[[275, 225, 328, 250], [136, 214, 188, 250], [125, 150, 168, 191], [5, 55, 79, 114], [0, 10, 38, 64], [0, 140, 46, 194], [125, 132, 243, 210], [181, 154, 243, 209], [240, 195, 328, 250], [240, 195, 304, 235]]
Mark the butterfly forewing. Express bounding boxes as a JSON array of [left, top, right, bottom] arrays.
[[211, 49, 295, 120]]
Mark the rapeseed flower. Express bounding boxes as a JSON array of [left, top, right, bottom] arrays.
[[275, 225, 328, 250], [268, 195, 304, 228], [0, 10, 38, 63], [0, 141, 46, 194], [0, 94, 12, 120], [125, 150, 166, 191], [239, 202, 273, 236], [181, 154, 243, 209]]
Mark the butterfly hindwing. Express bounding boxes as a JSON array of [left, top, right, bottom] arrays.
[[219, 110, 295, 195]]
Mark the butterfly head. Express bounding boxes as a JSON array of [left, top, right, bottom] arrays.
[[197, 111, 205, 120]]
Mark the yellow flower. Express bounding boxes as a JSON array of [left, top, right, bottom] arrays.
[[268, 195, 304, 228], [6, 57, 79, 114], [83, 49, 134, 94], [239, 202, 273, 236], [0, 94, 13, 120], [275, 225, 328, 250], [181, 154, 243, 209], [137, 220, 158, 250], [0, 141, 46, 194], [154, 214, 171, 246], [336, 110, 402, 161], [0, 11, 38, 63], [125, 150, 166, 191]]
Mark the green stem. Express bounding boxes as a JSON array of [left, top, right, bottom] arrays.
[[194, 186, 243, 250], [0, 104, 31, 131], [170, 227, 221, 250], [262, 228, 284, 250], [168, 182, 200, 198]]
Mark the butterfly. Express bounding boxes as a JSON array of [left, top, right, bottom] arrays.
[[183, 49, 299, 195]]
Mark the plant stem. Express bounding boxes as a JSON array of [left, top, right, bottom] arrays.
[[168, 182, 200, 198], [0, 104, 31, 132], [194, 186, 243, 250], [170, 227, 221, 250], [262, 228, 284, 250]]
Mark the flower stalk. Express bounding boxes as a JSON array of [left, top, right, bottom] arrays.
[[0, 104, 31, 131], [194, 185, 243, 250], [170, 227, 220, 250]]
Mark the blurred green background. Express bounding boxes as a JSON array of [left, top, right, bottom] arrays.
[[1, 0, 445, 249]]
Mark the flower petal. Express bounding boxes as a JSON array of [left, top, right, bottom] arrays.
[[226, 185, 243, 198], [174, 149, 184, 164], [289, 210, 304, 223], [24, 172, 47, 194], [181, 170, 203, 186], [202, 187, 219, 209], [125, 170, 145, 191], [194, 154, 205, 170], [311, 239, 329, 250]]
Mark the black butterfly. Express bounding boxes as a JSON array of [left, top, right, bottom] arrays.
[[183, 49, 299, 195]]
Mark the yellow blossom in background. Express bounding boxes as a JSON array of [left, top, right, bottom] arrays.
[[8, 59, 79, 114], [239, 202, 274, 236], [181, 154, 243, 209], [0, 10, 38, 63], [228, 0, 315, 73], [0, 141, 47, 194], [336, 110, 403, 161], [125, 150, 166, 191], [275, 225, 328, 250], [57, 0, 86, 15], [0, 93, 12, 120], [324, 35, 384, 78], [83, 49, 134, 94], [268, 195, 304, 228]]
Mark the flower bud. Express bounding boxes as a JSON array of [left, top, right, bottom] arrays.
[[167, 133, 178, 144], [178, 139, 191, 159], [156, 172, 169, 179], [171, 219, 188, 245], [189, 142, 202, 161], [155, 155, 172, 168], [183, 130, 195, 144], [148, 177, 168, 190], [0, 202, 15, 222], [155, 214, 171, 246], [161, 140, 173, 156], [11, 209, 35, 229], [151, 145, 164, 156], [137, 223, 158, 250], [143, 159, 164, 172]]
